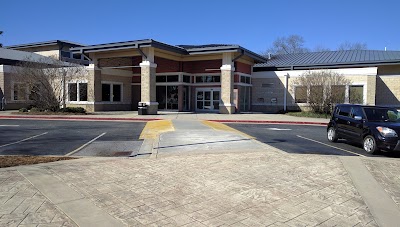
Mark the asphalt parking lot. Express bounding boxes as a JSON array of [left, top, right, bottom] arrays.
[[0, 119, 146, 156], [228, 123, 400, 158]]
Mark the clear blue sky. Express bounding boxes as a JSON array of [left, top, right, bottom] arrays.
[[1, 0, 399, 53]]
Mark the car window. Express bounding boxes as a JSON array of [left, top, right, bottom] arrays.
[[363, 107, 400, 122], [350, 106, 364, 119], [338, 106, 351, 117]]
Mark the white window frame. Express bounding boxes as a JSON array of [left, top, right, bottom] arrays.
[[101, 81, 123, 102], [67, 80, 89, 103], [347, 83, 367, 105]]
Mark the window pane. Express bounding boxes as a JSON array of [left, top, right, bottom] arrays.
[[167, 75, 179, 82], [350, 85, 363, 104], [156, 76, 167, 83], [196, 76, 203, 83], [213, 76, 220, 82], [295, 86, 307, 103], [309, 86, 323, 104], [14, 84, 26, 100], [246, 77, 251, 84], [339, 106, 351, 116], [69, 83, 77, 101], [332, 85, 346, 103], [113, 84, 121, 102], [240, 76, 246, 83], [102, 84, 111, 101], [29, 84, 39, 100], [183, 75, 191, 83], [79, 83, 88, 101]]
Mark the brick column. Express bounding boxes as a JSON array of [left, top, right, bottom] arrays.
[[139, 61, 158, 114], [366, 75, 376, 105], [219, 53, 235, 114]]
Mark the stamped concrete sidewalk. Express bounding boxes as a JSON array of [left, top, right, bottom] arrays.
[[1, 119, 400, 226]]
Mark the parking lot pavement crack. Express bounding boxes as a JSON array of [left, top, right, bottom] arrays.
[[340, 156, 400, 227]]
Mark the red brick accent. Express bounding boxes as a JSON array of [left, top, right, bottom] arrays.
[[155, 57, 180, 73], [235, 61, 252, 74], [183, 60, 222, 74], [132, 56, 142, 74], [234, 74, 240, 83], [132, 76, 141, 83]]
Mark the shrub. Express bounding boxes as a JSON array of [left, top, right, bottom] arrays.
[[29, 107, 43, 112], [19, 108, 28, 113], [59, 107, 86, 114]]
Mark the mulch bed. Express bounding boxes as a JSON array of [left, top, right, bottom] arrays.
[[0, 156, 77, 168]]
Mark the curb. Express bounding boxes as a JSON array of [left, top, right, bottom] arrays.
[[0, 115, 328, 126], [0, 115, 161, 122], [208, 119, 328, 126]]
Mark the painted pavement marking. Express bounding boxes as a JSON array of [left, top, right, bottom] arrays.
[[296, 135, 366, 157], [0, 132, 48, 148], [65, 132, 106, 156]]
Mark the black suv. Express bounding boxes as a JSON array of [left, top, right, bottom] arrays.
[[327, 104, 400, 154]]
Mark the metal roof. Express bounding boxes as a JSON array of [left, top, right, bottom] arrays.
[[71, 39, 268, 63], [0, 48, 74, 66], [5, 40, 86, 49], [255, 50, 400, 70]]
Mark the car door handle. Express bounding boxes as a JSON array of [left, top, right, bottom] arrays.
[[347, 121, 351, 125]]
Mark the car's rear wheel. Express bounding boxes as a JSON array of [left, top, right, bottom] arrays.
[[327, 127, 338, 142], [363, 135, 379, 154]]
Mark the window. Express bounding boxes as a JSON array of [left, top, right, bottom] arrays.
[[13, 83, 26, 101], [156, 75, 179, 83], [349, 85, 363, 104], [240, 76, 251, 84], [295, 86, 307, 103], [196, 75, 220, 83], [183, 75, 191, 83], [102, 83, 122, 102], [68, 82, 87, 102], [338, 105, 351, 117], [332, 85, 346, 103], [68, 83, 77, 101]]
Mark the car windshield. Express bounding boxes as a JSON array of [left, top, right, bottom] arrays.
[[363, 107, 400, 122]]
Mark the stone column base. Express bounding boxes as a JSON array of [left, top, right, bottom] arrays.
[[139, 102, 159, 115], [219, 104, 235, 114]]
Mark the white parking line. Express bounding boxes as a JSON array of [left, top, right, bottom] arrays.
[[0, 132, 48, 148], [296, 135, 366, 157], [65, 132, 106, 156], [0, 125, 20, 127]]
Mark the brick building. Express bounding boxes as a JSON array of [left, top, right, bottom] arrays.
[[1, 39, 400, 114]]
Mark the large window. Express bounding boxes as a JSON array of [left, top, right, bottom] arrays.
[[295, 86, 307, 103], [68, 82, 87, 102], [156, 75, 179, 83], [349, 85, 364, 104], [332, 85, 346, 103], [102, 83, 122, 102], [13, 83, 27, 101]]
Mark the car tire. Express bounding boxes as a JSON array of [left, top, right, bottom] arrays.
[[327, 127, 338, 142], [363, 135, 379, 154]]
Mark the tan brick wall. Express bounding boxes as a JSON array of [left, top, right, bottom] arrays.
[[376, 76, 400, 107]]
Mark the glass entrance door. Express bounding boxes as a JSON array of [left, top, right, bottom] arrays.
[[196, 88, 220, 111]]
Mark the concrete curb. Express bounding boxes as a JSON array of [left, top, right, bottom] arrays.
[[209, 119, 328, 126], [0, 115, 328, 125]]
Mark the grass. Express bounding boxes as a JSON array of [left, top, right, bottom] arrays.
[[286, 111, 331, 119], [0, 156, 76, 168]]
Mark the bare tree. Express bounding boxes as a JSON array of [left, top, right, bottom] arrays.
[[292, 70, 351, 113], [313, 45, 331, 52], [266, 34, 309, 55], [337, 41, 368, 50], [13, 56, 86, 111]]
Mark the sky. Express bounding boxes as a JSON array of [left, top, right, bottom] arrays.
[[1, 0, 400, 53]]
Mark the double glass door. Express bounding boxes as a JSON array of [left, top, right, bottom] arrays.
[[196, 88, 220, 111]]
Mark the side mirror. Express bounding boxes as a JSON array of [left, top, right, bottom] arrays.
[[354, 115, 363, 121]]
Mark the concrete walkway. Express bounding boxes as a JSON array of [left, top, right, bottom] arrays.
[[1, 118, 400, 226]]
